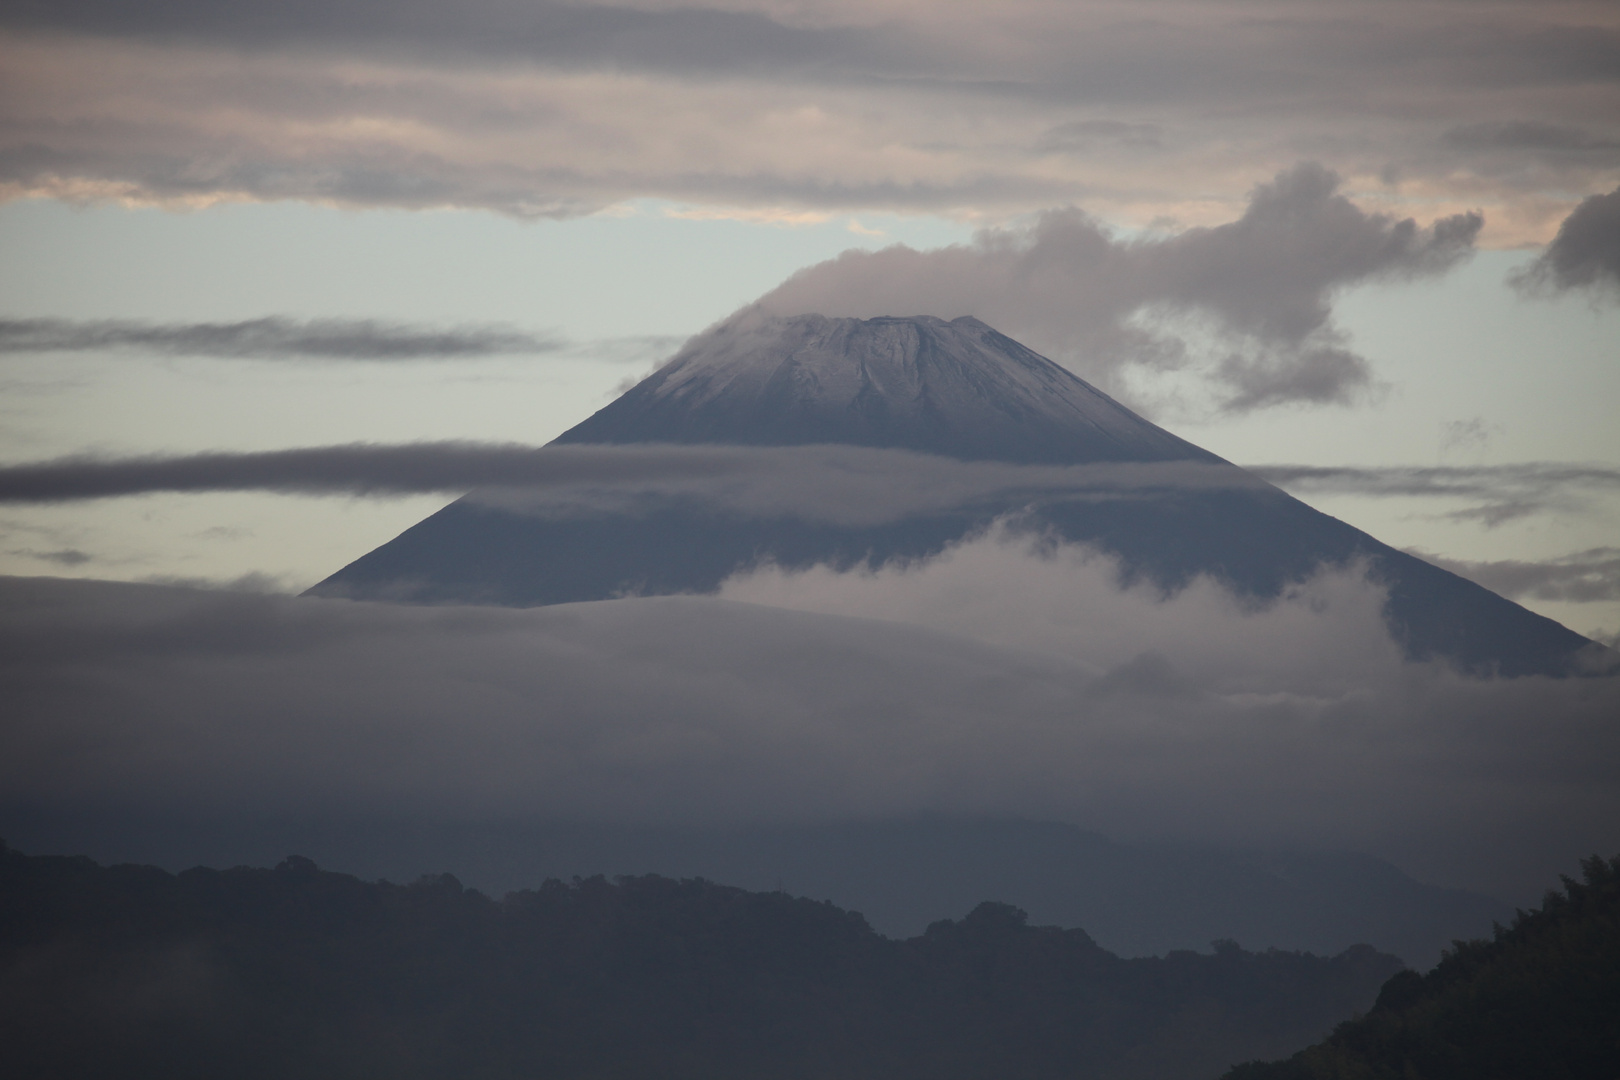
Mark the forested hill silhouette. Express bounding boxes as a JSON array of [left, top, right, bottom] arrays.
[[1222, 852, 1620, 1080], [0, 841, 1400, 1080]]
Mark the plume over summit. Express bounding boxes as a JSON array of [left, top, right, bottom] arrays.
[[311, 314, 1594, 677]]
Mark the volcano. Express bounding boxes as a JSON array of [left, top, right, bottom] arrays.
[[310, 313, 1594, 677]]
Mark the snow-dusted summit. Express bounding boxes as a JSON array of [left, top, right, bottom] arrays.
[[556, 314, 1216, 464], [311, 312, 1596, 677]]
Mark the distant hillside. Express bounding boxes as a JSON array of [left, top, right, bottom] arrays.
[[0, 841, 1401, 1080], [1222, 853, 1620, 1080]]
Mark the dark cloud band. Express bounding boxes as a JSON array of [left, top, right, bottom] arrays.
[[3, 443, 1611, 538], [5, 0, 1615, 99], [0, 442, 625, 501], [0, 317, 562, 360], [0, 442, 1265, 529], [0, 0, 870, 77], [3, 3, 1616, 229]]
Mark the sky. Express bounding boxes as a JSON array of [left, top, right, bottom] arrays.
[[1, 0, 1618, 906]]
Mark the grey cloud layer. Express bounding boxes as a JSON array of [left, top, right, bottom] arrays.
[[6, 0, 1615, 101], [1515, 186, 1620, 297], [2, 2, 1616, 237], [0, 0, 880, 76], [0, 317, 562, 360], [756, 165, 1480, 410], [2, 565, 1615, 905]]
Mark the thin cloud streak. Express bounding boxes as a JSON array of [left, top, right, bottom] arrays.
[[4, 443, 1613, 534], [1407, 547, 1620, 605], [0, 317, 564, 360], [0, 442, 1264, 527], [1254, 463, 1620, 526]]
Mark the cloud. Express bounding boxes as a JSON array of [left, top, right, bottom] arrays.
[[1442, 121, 1620, 160], [1034, 120, 1162, 153], [6, 547, 92, 566], [1438, 417, 1501, 458], [1253, 462, 1620, 526], [719, 524, 1403, 692], [1, 545, 1616, 908], [1407, 547, 1620, 605], [6, 0, 1614, 108], [0, 441, 1261, 524], [6, 440, 1610, 535], [1514, 185, 1620, 297], [137, 570, 293, 594], [1, 4, 1616, 240], [0, 0, 874, 76], [0, 317, 562, 360], [0, 441, 612, 503], [754, 164, 1480, 411]]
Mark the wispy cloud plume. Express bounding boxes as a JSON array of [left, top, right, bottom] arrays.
[[754, 165, 1480, 411], [1513, 185, 1620, 299], [0, 442, 1259, 525]]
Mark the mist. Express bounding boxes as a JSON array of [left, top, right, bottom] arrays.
[[5, 531, 1616, 906]]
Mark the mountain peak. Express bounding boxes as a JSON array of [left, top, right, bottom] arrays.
[[311, 311, 1595, 676], [554, 312, 1218, 465]]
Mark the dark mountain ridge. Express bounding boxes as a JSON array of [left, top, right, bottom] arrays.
[[0, 841, 1404, 1080], [1222, 852, 1620, 1080], [310, 313, 1594, 677], [4, 813, 1506, 966]]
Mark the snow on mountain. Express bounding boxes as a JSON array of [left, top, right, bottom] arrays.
[[556, 313, 1217, 465], [309, 313, 1596, 677]]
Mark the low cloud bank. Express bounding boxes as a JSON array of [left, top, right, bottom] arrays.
[[3, 535, 1616, 906], [718, 526, 1401, 693], [0, 317, 562, 360], [753, 165, 1481, 412]]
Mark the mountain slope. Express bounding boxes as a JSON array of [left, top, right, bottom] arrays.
[[557, 314, 1218, 464], [310, 313, 1593, 677]]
